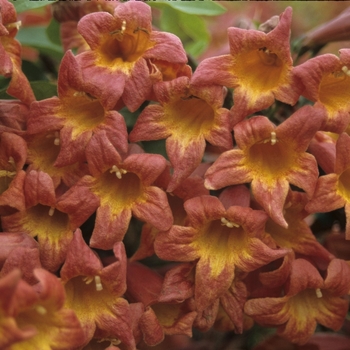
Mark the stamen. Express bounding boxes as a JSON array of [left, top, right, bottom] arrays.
[[110, 20, 126, 40], [0, 170, 16, 178], [8, 157, 15, 168], [262, 131, 277, 145], [6, 21, 22, 30], [97, 338, 121, 346], [110, 165, 127, 179], [133, 27, 149, 35], [35, 305, 47, 315], [316, 288, 323, 298], [221, 217, 240, 228], [48, 207, 55, 216], [82, 276, 94, 284], [54, 131, 60, 146], [95, 275, 103, 291]]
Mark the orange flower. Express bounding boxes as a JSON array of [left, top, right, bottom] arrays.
[[0, 268, 84, 349], [154, 195, 288, 311], [244, 258, 350, 345], [294, 49, 350, 133], [75, 1, 187, 111], [306, 132, 350, 239], [205, 105, 324, 227], [191, 7, 301, 125], [130, 77, 232, 191]]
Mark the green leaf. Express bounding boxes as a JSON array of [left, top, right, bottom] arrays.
[[9, 0, 58, 14], [30, 81, 57, 100], [16, 26, 63, 59], [151, 1, 226, 16], [46, 19, 62, 47]]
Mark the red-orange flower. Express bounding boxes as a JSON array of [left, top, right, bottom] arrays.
[[0, 268, 85, 349], [205, 105, 325, 227], [306, 132, 350, 239], [130, 77, 232, 191], [0, 0, 35, 106], [294, 49, 350, 133], [27, 50, 128, 168], [154, 195, 288, 311], [67, 135, 173, 249], [191, 7, 301, 125], [60, 230, 135, 349], [244, 258, 350, 345], [75, 1, 187, 111]]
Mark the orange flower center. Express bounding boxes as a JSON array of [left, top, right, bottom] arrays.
[[0, 157, 16, 194], [165, 97, 215, 141], [93, 169, 143, 211], [234, 47, 288, 94], [319, 68, 350, 115], [245, 138, 295, 181], [337, 167, 350, 201], [22, 204, 70, 237], [59, 93, 106, 140], [97, 22, 154, 72]]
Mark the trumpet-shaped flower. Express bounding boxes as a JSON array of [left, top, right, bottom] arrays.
[[191, 7, 301, 125], [244, 258, 350, 345], [0, 132, 26, 215], [1, 170, 98, 271], [205, 105, 325, 228], [294, 49, 350, 133], [60, 230, 135, 349], [0, 268, 85, 349], [27, 51, 128, 168], [306, 132, 350, 239], [67, 134, 173, 249], [154, 195, 288, 311], [75, 1, 187, 111], [0, 0, 35, 106], [130, 77, 232, 191]]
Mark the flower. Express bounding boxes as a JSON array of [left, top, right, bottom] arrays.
[[205, 105, 324, 227], [244, 258, 350, 344], [306, 132, 350, 239], [154, 195, 288, 311], [130, 77, 232, 191], [27, 50, 128, 168], [191, 7, 301, 125], [66, 135, 173, 249], [75, 0, 187, 111], [294, 49, 350, 133], [2, 170, 98, 271], [60, 229, 135, 349], [0, 0, 35, 106], [0, 268, 85, 349]]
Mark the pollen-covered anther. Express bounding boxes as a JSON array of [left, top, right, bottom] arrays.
[[82, 276, 94, 285], [35, 305, 48, 315], [316, 288, 323, 298], [0, 170, 16, 178], [110, 165, 127, 179], [54, 131, 60, 146], [110, 20, 126, 40], [263, 131, 278, 145], [94, 275, 103, 291], [6, 20, 22, 30], [341, 65, 350, 77], [48, 206, 55, 216], [98, 338, 121, 346], [221, 217, 240, 228]]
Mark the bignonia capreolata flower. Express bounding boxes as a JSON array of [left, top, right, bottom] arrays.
[[1, 1, 350, 349]]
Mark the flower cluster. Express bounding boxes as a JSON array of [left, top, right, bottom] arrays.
[[1, 1, 350, 349]]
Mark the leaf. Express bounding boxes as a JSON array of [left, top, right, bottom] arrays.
[[16, 26, 63, 59], [150, 1, 226, 16], [9, 0, 58, 13], [46, 19, 62, 47], [0, 81, 58, 101], [30, 81, 57, 100]]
